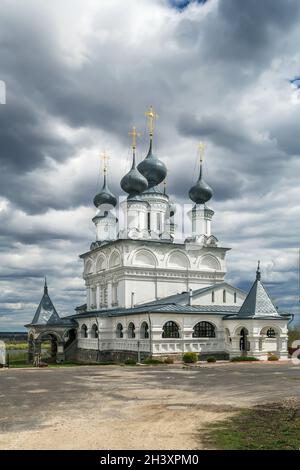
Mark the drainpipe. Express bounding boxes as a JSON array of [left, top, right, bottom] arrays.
[[95, 315, 100, 362], [137, 340, 140, 363], [188, 288, 193, 306], [131, 292, 135, 308], [288, 313, 295, 329], [148, 312, 152, 359]]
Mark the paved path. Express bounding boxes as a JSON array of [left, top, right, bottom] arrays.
[[0, 362, 299, 449]]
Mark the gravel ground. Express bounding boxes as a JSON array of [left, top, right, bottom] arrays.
[[0, 362, 300, 450]]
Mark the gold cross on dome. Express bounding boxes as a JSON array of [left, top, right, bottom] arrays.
[[128, 126, 140, 150], [198, 142, 206, 163], [100, 151, 109, 173], [145, 105, 158, 137]]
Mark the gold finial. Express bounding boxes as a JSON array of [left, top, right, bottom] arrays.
[[145, 105, 158, 138], [198, 142, 205, 163], [128, 126, 140, 150], [100, 151, 109, 174]]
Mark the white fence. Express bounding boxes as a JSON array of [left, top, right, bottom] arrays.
[[77, 338, 223, 354]]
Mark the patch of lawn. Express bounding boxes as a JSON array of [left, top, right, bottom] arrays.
[[203, 403, 300, 450], [5, 342, 28, 350]]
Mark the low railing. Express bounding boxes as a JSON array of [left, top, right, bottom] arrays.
[[77, 337, 223, 354], [152, 339, 221, 354]]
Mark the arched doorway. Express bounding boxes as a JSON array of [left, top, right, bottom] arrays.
[[37, 332, 60, 364], [64, 328, 77, 348], [239, 328, 249, 355]]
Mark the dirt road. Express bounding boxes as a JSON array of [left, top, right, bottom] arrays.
[[1, 362, 299, 449]]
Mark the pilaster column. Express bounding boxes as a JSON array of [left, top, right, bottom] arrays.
[[96, 285, 100, 309], [183, 327, 193, 340]]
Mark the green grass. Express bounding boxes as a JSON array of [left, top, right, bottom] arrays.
[[5, 342, 28, 350], [5, 341, 51, 351], [203, 403, 300, 450]]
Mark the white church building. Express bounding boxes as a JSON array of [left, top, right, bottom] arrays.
[[26, 107, 291, 362]]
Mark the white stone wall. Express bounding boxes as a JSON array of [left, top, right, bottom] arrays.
[[223, 319, 288, 360], [82, 240, 229, 309], [76, 313, 289, 360]]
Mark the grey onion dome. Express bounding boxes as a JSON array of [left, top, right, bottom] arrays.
[[137, 140, 167, 189], [121, 150, 148, 197], [188, 163, 213, 204], [93, 173, 117, 208]]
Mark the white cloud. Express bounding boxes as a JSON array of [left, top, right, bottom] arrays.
[[0, 0, 299, 329]]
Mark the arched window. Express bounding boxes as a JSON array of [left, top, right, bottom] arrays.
[[234, 292, 237, 304], [81, 324, 88, 338], [140, 321, 149, 339], [116, 323, 123, 338], [128, 322, 135, 339], [193, 321, 216, 338], [211, 291, 215, 303], [223, 289, 226, 303], [267, 328, 276, 338], [147, 212, 151, 231], [162, 321, 180, 339], [85, 260, 93, 275], [91, 324, 98, 339], [109, 251, 121, 268]]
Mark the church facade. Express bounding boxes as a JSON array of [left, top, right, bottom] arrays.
[[26, 107, 291, 362]]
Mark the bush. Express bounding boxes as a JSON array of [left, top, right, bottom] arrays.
[[230, 356, 259, 362], [164, 357, 174, 364], [268, 355, 279, 361], [143, 358, 163, 365], [207, 356, 216, 363], [124, 358, 137, 365], [182, 352, 198, 363]]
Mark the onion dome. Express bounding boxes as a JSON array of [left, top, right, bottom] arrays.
[[137, 139, 167, 189], [93, 171, 117, 208], [189, 146, 213, 204], [121, 149, 148, 198]]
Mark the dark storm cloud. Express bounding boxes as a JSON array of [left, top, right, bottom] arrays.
[[177, 113, 250, 153], [203, 0, 300, 64], [0, 99, 73, 172], [0, 0, 299, 330]]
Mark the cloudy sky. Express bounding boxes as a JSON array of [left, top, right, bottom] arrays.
[[0, 0, 299, 331]]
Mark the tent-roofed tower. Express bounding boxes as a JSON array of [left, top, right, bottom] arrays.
[[234, 262, 283, 319], [30, 277, 61, 325], [25, 279, 76, 363], [223, 263, 290, 360]]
